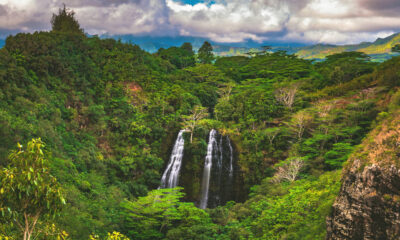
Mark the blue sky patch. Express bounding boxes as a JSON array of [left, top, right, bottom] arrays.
[[180, 0, 216, 6]]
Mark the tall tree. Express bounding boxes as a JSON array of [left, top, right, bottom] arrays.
[[198, 41, 214, 64], [180, 42, 194, 53], [180, 42, 196, 68], [0, 139, 65, 240], [51, 5, 83, 34], [182, 106, 209, 143]]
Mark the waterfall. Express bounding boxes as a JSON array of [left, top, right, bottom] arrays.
[[199, 129, 217, 209], [215, 134, 224, 205], [227, 136, 234, 178], [160, 130, 185, 188]]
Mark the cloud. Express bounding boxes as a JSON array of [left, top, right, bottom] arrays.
[[0, 0, 171, 36], [357, 0, 400, 16], [73, 0, 170, 35], [284, 0, 400, 44], [166, 0, 292, 42], [0, 0, 400, 44], [0, 0, 57, 31], [166, 0, 400, 44]]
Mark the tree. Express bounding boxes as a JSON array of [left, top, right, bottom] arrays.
[[392, 44, 400, 53], [324, 142, 354, 169], [198, 41, 214, 64], [217, 82, 235, 101], [273, 158, 304, 183], [275, 84, 298, 110], [157, 44, 195, 69], [182, 106, 209, 143], [0, 139, 65, 240], [288, 111, 313, 140], [180, 42, 196, 68], [121, 188, 184, 239], [121, 188, 215, 240], [51, 5, 83, 34], [316, 51, 374, 86], [264, 127, 280, 145], [180, 42, 194, 53]]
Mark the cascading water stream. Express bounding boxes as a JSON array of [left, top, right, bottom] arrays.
[[199, 129, 217, 209], [227, 136, 234, 178], [160, 130, 185, 188], [215, 134, 224, 204]]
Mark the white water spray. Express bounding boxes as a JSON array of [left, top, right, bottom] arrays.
[[160, 130, 185, 188], [199, 129, 217, 209]]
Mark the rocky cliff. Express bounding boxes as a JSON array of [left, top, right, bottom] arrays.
[[326, 109, 400, 239]]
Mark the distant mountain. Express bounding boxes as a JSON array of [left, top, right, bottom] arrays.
[[296, 33, 400, 61], [0, 39, 4, 48], [101, 34, 306, 56], [107, 33, 400, 61]]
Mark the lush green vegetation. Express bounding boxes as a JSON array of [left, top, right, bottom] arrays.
[[1, 7, 400, 240]]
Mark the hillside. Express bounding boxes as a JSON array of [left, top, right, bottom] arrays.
[[296, 33, 400, 61]]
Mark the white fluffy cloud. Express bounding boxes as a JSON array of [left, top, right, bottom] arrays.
[[74, 0, 170, 35], [0, 0, 400, 44], [166, 0, 291, 42]]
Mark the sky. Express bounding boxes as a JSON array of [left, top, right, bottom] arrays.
[[0, 0, 400, 45]]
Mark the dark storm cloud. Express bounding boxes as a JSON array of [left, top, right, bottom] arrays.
[[192, 11, 209, 21], [0, 5, 7, 16], [65, 0, 131, 7], [358, 0, 400, 15]]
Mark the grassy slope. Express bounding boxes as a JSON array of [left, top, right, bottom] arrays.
[[296, 33, 400, 60]]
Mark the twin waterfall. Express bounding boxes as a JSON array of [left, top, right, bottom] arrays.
[[160, 129, 235, 209]]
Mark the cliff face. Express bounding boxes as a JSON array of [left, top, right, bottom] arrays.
[[326, 110, 400, 240], [326, 164, 400, 239]]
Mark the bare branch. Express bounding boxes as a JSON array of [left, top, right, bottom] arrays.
[[273, 158, 304, 183], [275, 85, 298, 110]]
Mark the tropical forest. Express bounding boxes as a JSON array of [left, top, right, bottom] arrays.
[[1, 3, 400, 240]]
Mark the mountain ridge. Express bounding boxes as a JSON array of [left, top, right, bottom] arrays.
[[296, 33, 400, 61]]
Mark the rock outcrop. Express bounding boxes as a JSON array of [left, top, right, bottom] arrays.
[[326, 164, 400, 239], [326, 110, 400, 240]]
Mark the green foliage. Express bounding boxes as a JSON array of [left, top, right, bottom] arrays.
[[315, 52, 375, 87], [198, 41, 214, 64], [157, 43, 195, 69], [121, 188, 216, 240], [0, 139, 65, 240], [214, 56, 250, 82], [51, 5, 83, 34], [324, 143, 354, 169], [90, 231, 130, 240], [223, 171, 341, 240], [391, 44, 400, 53], [376, 55, 400, 87]]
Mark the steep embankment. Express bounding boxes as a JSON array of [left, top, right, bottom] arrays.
[[327, 93, 400, 239]]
